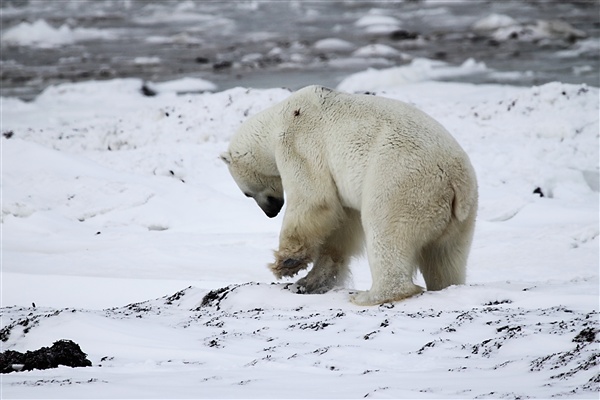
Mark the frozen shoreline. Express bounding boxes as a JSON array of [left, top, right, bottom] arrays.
[[2, 1, 599, 99]]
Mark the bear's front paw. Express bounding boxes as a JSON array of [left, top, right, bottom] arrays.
[[269, 256, 309, 279], [296, 276, 334, 295]]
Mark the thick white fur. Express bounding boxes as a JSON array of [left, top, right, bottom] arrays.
[[221, 86, 478, 305]]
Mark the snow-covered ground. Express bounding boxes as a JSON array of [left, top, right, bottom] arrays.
[[1, 63, 599, 398]]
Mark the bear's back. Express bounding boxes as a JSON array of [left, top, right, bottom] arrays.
[[283, 86, 473, 210]]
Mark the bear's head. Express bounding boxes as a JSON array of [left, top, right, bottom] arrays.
[[220, 151, 284, 218]]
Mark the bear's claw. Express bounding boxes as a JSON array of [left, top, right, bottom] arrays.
[[282, 258, 303, 268], [269, 257, 309, 279]]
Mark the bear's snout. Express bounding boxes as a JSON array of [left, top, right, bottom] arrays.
[[258, 196, 284, 218]]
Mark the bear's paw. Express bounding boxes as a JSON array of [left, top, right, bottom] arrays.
[[268, 257, 309, 279], [350, 286, 423, 306]]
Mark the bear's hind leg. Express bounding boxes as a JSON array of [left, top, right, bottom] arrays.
[[351, 223, 423, 306], [419, 217, 474, 291], [297, 208, 363, 294]]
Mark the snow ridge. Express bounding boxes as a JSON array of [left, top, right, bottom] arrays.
[[2, 283, 598, 398]]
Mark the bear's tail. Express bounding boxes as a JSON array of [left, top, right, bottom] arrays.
[[451, 165, 478, 222]]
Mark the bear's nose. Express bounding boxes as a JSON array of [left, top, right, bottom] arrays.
[[261, 196, 284, 218]]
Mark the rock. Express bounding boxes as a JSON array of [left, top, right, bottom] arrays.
[[0, 339, 92, 373]]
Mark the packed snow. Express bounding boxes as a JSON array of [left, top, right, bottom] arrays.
[[1, 59, 599, 398]]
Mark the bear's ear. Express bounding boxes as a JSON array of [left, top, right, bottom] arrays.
[[220, 151, 232, 165], [314, 85, 334, 95], [309, 85, 336, 107]]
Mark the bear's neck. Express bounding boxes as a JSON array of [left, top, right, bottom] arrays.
[[246, 111, 281, 176]]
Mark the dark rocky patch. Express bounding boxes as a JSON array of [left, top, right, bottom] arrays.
[[390, 29, 419, 41], [213, 61, 232, 71], [140, 82, 157, 97], [164, 286, 192, 305], [573, 327, 597, 343], [199, 286, 233, 310], [1, 340, 91, 373], [484, 299, 513, 306]]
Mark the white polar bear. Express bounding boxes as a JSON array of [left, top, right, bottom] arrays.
[[221, 85, 478, 306]]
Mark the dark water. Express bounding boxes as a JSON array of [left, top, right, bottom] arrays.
[[1, 0, 599, 100]]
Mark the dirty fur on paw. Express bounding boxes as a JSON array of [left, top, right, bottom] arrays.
[[269, 258, 309, 279]]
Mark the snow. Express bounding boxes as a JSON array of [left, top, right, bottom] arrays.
[[352, 44, 402, 58], [355, 15, 401, 28], [337, 58, 488, 92], [133, 57, 162, 66], [489, 20, 587, 42], [472, 14, 518, 32], [471, 14, 587, 43], [1, 19, 115, 48], [1, 66, 599, 398], [151, 77, 218, 94], [355, 13, 402, 35], [133, 9, 234, 29], [556, 38, 600, 58], [313, 38, 355, 52]]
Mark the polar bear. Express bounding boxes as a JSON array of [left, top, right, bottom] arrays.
[[221, 85, 477, 305]]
